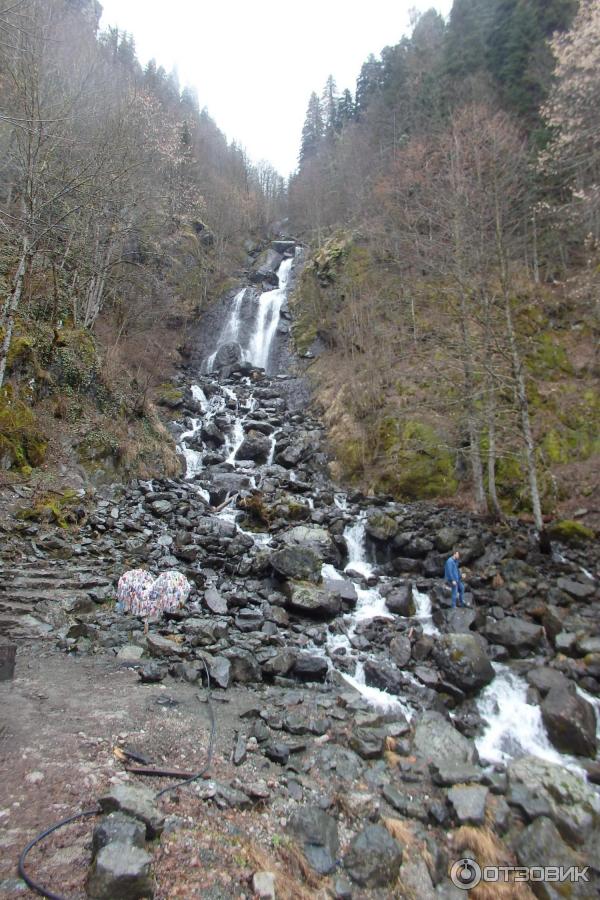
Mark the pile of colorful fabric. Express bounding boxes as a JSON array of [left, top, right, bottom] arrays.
[[116, 569, 191, 620]]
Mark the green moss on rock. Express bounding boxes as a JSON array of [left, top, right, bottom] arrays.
[[548, 520, 595, 544]]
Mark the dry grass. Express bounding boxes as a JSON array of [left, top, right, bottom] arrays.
[[382, 817, 418, 849], [244, 840, 326, 900], [451, 826, 537, 900]]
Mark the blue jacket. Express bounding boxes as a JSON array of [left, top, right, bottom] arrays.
[[444, 556, 462, 583]]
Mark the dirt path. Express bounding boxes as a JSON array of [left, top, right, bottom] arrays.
[[0, 640, 297, 900]]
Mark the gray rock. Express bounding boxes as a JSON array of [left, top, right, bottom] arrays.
[[526, 667, 570, 696], [252, 871, 276, 900], [385, 585, 415, 616], [363, 658, 404, 694], [283, 581, 341, 618], [270, 547, 322, 583], [389, 634, 412, 667], [116, 645, 145, 663], [349, 729, 385, 760], [262, 649, 296, 677], [432, 633, 494, 694], [91, 813, 146, 856], [431, 762, 483, 787], [507, 755, 600, 845], [288, 806, 339, 875], [235, 430, 272, 464], [146, 634, 185, 659], [206, 655, 231, 690], [399, 857, 436, 900], [557, 578, 595, 600], [483, 617, 544, 656], [447, 784, 488, 825], [541, 684, 597, 758], [232, 732, 247, 766], [435, 527, 460, 552], [413, 710, 478, 768], [225, 649, 262, 684], [343, 824, 403, 887], [87, 842, 154, 899], [365, 512, 399, 542], [98, 785, 164, 838], [293, 654, 328, 682], [204, 587, 228, 615], [516, 816, 592, 899]]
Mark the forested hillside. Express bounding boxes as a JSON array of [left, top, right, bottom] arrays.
[[0, 0, 284, 485], [289, 0, 599, 534]]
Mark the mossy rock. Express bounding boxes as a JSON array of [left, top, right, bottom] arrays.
[[0, 388, 47, 471], [17, 489, 80, 529], [77, 430, 118, 465], [156, 382, 184, 408], [548, 520, 595, 545]]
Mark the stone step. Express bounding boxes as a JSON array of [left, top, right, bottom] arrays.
[[0, 588, 88, 605], [0, 574, 113, 591]]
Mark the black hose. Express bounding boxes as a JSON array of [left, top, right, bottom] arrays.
[[17, 656, 216, 899]]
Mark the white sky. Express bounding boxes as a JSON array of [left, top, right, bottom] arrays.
[[99, 0, 453, 177]]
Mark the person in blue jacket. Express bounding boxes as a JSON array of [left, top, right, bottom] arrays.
[[444, 550, 465, 608]]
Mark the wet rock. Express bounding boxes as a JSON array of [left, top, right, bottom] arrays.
[[363, 658, 404, 694], [431, 762, 484, 787], [349, 729, 385, 759], [413, 710, 478, 767], [343, 824, 403, 887], [264, 742, 290, 765], [270, 546, 322, 583], [235, 430, 272, 464], [526, 667, 570, 696], [516, 817, 591, 899], [262, 649, 296, 677], [435, 527, 460, 552], [447, 784, 488, 825], [293, 654, 328, 682], [432, 633, 494, 694], [288, 806, 339, 875], [385, 585, 415, 616], [312, 745, 364, 782], [98, 784, 164, 839], [365, 512, 398, 542], [389, 634, 412, 667], [541, 683, 597, 758], [235, 608, 264, 631], [87, 842, 154, 899], [283, 580, 341, 618], [507, 755, 600, 845], [483, 617, 544, 656]]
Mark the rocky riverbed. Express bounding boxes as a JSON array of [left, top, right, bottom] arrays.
[[1, 247, 600, 898]]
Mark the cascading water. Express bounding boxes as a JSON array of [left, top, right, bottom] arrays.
[[246, 257, 293, 371], [205, 287, 247, 373]]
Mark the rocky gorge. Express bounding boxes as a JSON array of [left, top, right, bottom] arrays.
[[1, 242, 600, 899]]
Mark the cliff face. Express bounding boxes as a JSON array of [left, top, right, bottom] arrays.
[[290, 233, 600, 532]]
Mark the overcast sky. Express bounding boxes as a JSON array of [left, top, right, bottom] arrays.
[[99, 0, 454, 176]]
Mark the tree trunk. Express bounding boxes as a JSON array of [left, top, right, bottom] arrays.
[[0, 243, 29, 389], [458, 291, 487, 514]]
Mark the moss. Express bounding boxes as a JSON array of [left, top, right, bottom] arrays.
[[541, 429, 570, 465], [17, 489, 80, 529], [77, 429, 119, 465], [526, 332, 573, 377], [375, 419, 458, 500], [0, 387, 47, 471], [156, 382, 184, 407], [548, 520, 595, 544]]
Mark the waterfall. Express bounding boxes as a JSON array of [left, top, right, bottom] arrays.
[[205, 287, 247, 373], [344, 513, 374, 579], [246, 258, 293, 371]]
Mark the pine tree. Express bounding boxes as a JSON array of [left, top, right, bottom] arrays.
[[337, 88, 355, 127], [299, 91, 324, 166], [355, 53, 383, 118], [322, 75, 339, 139]]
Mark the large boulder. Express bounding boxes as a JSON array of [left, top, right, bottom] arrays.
[[541, 683, 597, 758], [507, 755, 600, 845], [365, 511, 399, 542], [517, 817, 593, 899], [281, 524, 336, 560], [343, 824, 403, 887], [270, 546, 322, 583], [413, 710, 478, 767], [287, 806, 339, 875], [432, 633, 495, 694], [363, 658, 405, 694], [483, 616, 544, 657], [235, 430, 272, 464], [385, 585, 415, 616], [212, 341, 242, 373], [283, 581, 341, 618]]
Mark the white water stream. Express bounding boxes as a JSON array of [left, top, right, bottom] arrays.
[[246, 257, 293, 370]]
